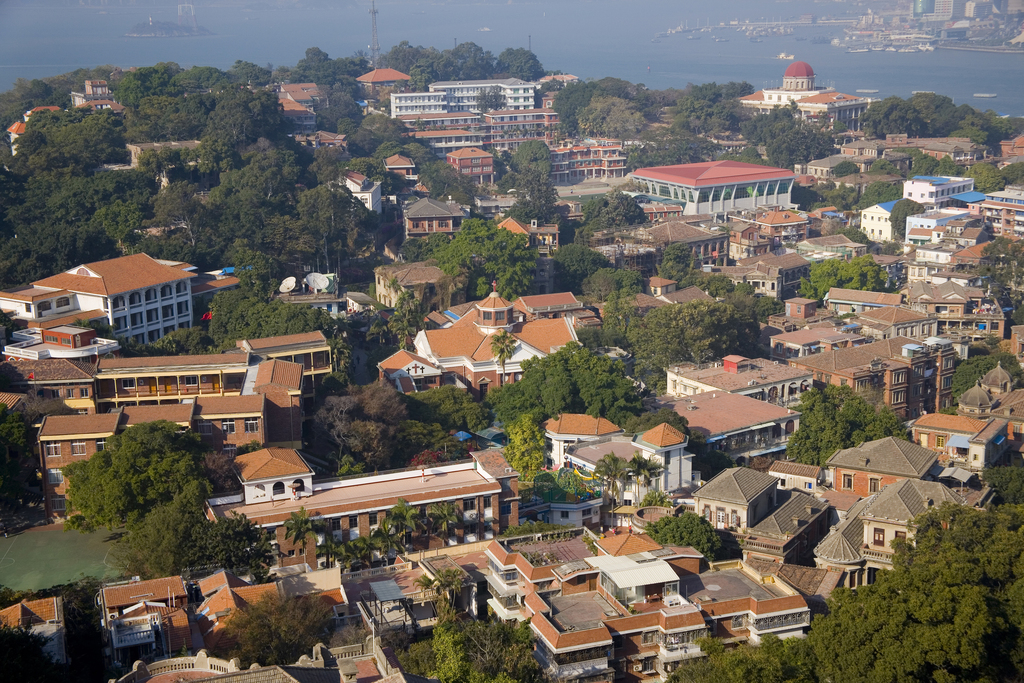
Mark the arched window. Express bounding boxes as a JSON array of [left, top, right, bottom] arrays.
[[145, 289, 157, 302], [292, 479, 305, 492], [56, 297, 70, 308], [785, 420, 796, 434], [113, 296, 125, 309], [272, 482, 285, 496], [129, 292, 142, 305], [160, 285, 172, 298]]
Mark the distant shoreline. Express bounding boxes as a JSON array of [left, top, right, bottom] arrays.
[[935, 44, 1024, 54]]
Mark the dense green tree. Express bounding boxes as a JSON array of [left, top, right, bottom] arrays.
[[511, 140, 552, 176], [888, 198, 925, 242], [229, 60, 273, 86], [552, 243, 611, 293], [224, 592, 331, 666], [13, 108, 128, 176], [203, 88, 286, 147], [646, 512, 722, 560], [668, 634, 815, 683], [1001, 162, 1024, 186], [506, 167, 559, 225], [208, 290, 335, 348], [658, 242, 695, 283], [171, 66, 231, 92], [0, 624, 66, 683], [672, 81, 751, 136], [495, 48, 545, 81], [860, 96, 927, 137], [435, 219, 536, 299], [831, 160, 859, 178], [983, 467, 1024, 504], [0, 404, 27, 502], [786, 385, 907, 466], [552, 81, 601, 136], [582, 268, 641, 302], [626, 127, 719, 170], [950, 352, 1023, 399], [400, 233, 451, 263], [855, 180, 903, 210], [487, 343, 642, 426], [965, 162, 1005, 193], [798, 255, 890, 301], [418, 160, 476, 205], [765, 123, 836, 170], [64, 420, 210, 530], [578, 96, 645, 140], [474, 86, 506, 113], [289, 47, 368, 87], [580, 190, 646, 236], [810, 504, 1024, 682], [627, 300, 761, 393], [114, 62, 183, 106], [621, 408, 690, 435], [982, 236, 1024, 292], [503, 415, 546, 481]]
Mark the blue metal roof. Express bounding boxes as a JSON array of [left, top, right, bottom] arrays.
[[950, 191, 986, 203], [876, 200, 900, 212], [911, 175, 956, 184]]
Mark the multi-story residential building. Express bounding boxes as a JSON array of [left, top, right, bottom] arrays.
[[403, 197, 465, 239], [814, 478, 965, 584], [512, 293, 589, 323], [902, 176, 975, 210], [410, 129, 486, 156], [3, 324, 119, 362], [860, 200, 900, 242], [0, 597, 67, 664], [498, 217, 559, 254], [872, 254, 907, 288], [0, 253, 195, 344], [374, 260, 447, 309], [849, 306, 938, 341], [565, 423, 694, 497], [733, 253, 811, 299], [903, 280, 1006, 340], [727, 223, 773, 260], [788, 336, 957, 417], [632, 161, 796, 217], [654, 392, 800, 466], [99, 576, 191, 668], [446, 147, 494, 184], [279, 98, 316, 134], [380, 291, 577, 400], [665, 355, 812, 406], [752, 210, 810, 245], [356, 68, 411, 95], [543, 413, 624, 465], [480, 108, 559, 150], [969, 186, 1024, 238], [205, 448, 520, 567], [693, 467, 779, 531], [823, 287, 903, 314], [769, 328, 867, 362], [384, 153, 417, 180], [0, 358, 99, 413], [768, 460, 824, 494], [904, 209, 972, 245], [911, 412, 1012, 471], [70, 79, 110, 106], [378, 349, 445, 394], [93, 354, 251, 412], [827, 436, 938, 496], [643, 222, 728, 267], [390, 78, 539, 116], [342, 171, 382, 214], [235, 332, 332, 413], [38, 412, 121, 519], [549, 139, 628, 184]]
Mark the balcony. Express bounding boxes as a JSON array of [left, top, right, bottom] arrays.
[[463, 509, 479, 523], [658, 642, 704, 662], [483, 507, 494, 522], [111, 621, 156, 649]]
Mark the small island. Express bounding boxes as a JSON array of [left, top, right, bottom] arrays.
[[126, 19, 212, 38]]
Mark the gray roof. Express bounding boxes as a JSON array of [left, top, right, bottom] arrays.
[[405, 197, 463, 218], [825, 437, 936, 479], [749, 489, 828, 538], [814, 496, 874, 565], [860, 479, 964, 524], [196, 666, 349, 683], [695, 467, 777, 505], [431, 77, 534, 87]]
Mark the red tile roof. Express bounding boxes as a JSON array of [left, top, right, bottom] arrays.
[[544, 414, 621, 436], [596, 533, 663, 556], [234, 447, 312, 481], [33, 253, 194, 297], [254, 359, 303, 391], [641, 423, 687, 448], [633, 161, 794, 188], [357, 68, 411, 83], [0, 598, 59, 628], [103, 576, 187, 611]]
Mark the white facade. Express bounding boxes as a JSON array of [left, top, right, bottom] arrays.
[[391, 78, 538, 117], [905, 210, 972, 245], [903, 176, 974, 209], [860, 203, 896, 242]]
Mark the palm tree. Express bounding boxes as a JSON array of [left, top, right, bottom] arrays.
[[317, 532, 344, 568], [283, 507, 319, 563], [371, 516, 406, 565], [334, 540, 358, 572], [415, 568, 464, 624], [389, 498, 424, 548], [629, 454, 664, 502], [428, 502, 461, 546], [350, 535, 375, 568], [594, 453, 629, 506], [489, 330, 516, 387]]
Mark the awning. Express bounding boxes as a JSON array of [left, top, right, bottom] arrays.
[[587, 555, 679, 588], [370, 579, 406, 603], [947, 435, 971, 449]]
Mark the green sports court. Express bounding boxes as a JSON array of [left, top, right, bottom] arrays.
[[0, 526, 124, 591]]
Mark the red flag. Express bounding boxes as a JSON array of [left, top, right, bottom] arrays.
[[28, 372, 34, 379], [201, 311, 213, 321]]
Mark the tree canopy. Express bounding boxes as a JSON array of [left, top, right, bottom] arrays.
[[950, 352, 1023, 399], [645, 512, 722, 560], [786, 385, 907, 466], [64, 420, 210, 530], [798, 255, 890, 301], [552, 243, 611, 294], [888, 198, 925, 242], [487, 343, 642, 427]]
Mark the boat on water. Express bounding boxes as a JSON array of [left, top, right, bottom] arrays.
[[885, 46, 897, 52], [898, 46, 918, 52], [714, 37, 730, 42], [750, 37, 764, 43], [870, 44, 885, 51], [919, 44, 935, 51], [974, 93, 998, 98], [776, 52, 795, 59], [856, 89, 879, 93], [847, 48, 869, 53], [477, 27, 491, 31]]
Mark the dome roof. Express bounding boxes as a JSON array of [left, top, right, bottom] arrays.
[[477, 290, 512, 310], [959, 380, 992, 410], [982, 361, 1011, 389], [784, 61, 815, 78]]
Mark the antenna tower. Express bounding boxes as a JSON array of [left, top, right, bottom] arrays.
[[369, 0, 381, 68]]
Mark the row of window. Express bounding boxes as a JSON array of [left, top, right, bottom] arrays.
[[110, 283, 188, 309], [45, 440, 102, 457], [113, 302, 189, 330], [36, 296, 72, 314], [198, 419, 260, 435]]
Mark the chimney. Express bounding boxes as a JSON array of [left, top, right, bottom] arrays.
[[805, 505, 814, 516], [791, 516, 801, 527], [859, 457, 869, 467]]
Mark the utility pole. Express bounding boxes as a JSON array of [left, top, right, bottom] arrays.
[[369, 0, 381, 68]]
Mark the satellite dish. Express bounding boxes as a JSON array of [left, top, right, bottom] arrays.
[[279, 277, 296, 294], [306, 272, 329, 291]]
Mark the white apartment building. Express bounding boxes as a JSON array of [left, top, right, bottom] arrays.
[[391, 78, 538, 117], [903, 175, 975, 209], [860, 200, 899, 242], [0, 254, 195, 345]]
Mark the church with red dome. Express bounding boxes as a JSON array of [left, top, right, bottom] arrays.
[[739, 61, 872, 131]]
